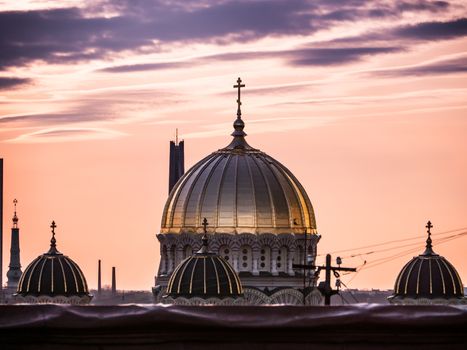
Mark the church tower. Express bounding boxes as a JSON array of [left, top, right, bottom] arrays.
[[6, 199, 22, 290], [168, 129, 184, 193]]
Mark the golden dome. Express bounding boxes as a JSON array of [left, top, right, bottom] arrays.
[[161, 88, 316, 235]]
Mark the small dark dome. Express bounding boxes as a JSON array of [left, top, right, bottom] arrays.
[[16, 222, 91, 302], [390, 222, 464, 304], [165, 234, 243, 299]]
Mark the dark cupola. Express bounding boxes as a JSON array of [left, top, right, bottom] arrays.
[[15, 221, 92, 304], [164, 218, 243, 303], [389, 221, 465, 305]]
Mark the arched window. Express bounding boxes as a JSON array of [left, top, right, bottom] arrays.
[[218, 245, 231, 262], [239, 245, 252, 272], [259, 246, 271, 272]]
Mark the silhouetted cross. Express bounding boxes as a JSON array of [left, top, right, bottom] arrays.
[[51, 221, 56, 236], [426, 220, 433, 237], [202, 218, 208, 233], [233, 77, 245, 113]]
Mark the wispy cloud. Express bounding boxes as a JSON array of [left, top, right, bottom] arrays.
[[371, 55, 467, 76], [6, 127, 127, 143], [0, 77, 32, 89]]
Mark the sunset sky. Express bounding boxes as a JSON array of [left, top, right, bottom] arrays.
[[1, 0, 466, 292]]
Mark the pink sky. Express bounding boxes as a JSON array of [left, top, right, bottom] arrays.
[[1, 0, 466, 291]]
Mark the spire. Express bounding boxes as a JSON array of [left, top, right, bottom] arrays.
[[197, 217, 210, 254], [48, 220, 59, 254], [422, 220, 435, 255], [12, 198, 18, 228], [227, 77, 252, 150], [7, 197, 22, 289]]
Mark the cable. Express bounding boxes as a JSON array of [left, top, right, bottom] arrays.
[[318, 227, 467, 256], [340, 231, 467, 261], [340, 280, 359, 303]]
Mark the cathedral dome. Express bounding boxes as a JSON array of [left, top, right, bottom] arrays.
[[15, 221, 92, 304], [389, 222, 464, 305], [161, 96, 316, 235], [165, 229, 243, 299]]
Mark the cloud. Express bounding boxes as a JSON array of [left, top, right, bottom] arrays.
[[1, 0, 457, 70], [99, 61, 190, 73], [6, 127, 126, 143], [372, 56, 467, 76], [0, 77, 31, 89], [0, 111, 116, 125], [0, 1, 318, 69], [100, 45, 402, 73], [287, 47, 402, 66], [395, 17, 467, 40]]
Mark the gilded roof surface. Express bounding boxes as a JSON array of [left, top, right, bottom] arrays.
[[161, 79, 317, 235]]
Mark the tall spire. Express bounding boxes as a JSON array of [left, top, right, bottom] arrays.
[[7, 198, 22, 289], [48, 220, 59, 254], [12, 198, 18, 228], [227, 77, 252, 150], [422, 220, 435, 255]]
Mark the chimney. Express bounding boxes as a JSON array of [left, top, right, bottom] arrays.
[[111, 266, 116, 295], [97, 260, 102, 295], [168, 129, 184, 193]]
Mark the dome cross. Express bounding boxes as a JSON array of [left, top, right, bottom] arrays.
[[423, 220, 434, 255], [49, 220, 58, 252], [233, 77, 245, 117]]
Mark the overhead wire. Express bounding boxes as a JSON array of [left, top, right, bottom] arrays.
[[317, 227, 467, 257], [336, 230, 467, 288]]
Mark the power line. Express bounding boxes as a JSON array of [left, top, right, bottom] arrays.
[[351, 232, 467, 273], [318, 226, 467, 256]]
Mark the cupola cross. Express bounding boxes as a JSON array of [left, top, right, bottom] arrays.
[[233, 77, 245, 116], [202, 217, 208, 234], [426, 221, 433, 236], [51, 221, 56, 236]]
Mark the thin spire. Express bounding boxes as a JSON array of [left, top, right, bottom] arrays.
[[48, 220, 59, 254], [12, 198, 18, 228], [422, 220, 435, 255], [175, 128, 179, 145]]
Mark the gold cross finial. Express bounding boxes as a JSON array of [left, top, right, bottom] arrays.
[[233, 77, 245, 117]]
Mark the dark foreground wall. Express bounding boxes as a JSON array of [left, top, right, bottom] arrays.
[[0, 304, 466, 349]]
